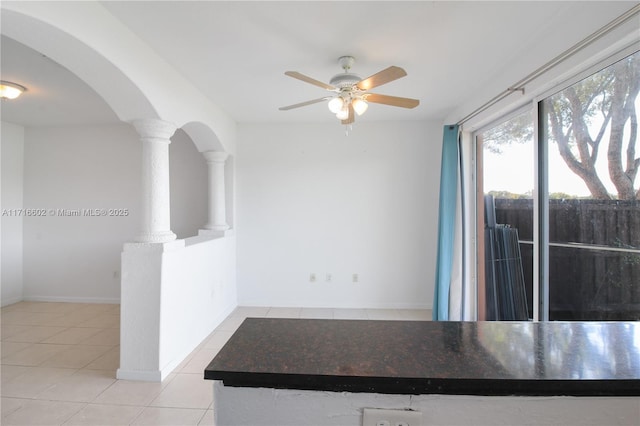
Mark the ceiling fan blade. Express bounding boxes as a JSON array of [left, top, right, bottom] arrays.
[[284, 71, 336, 90], [364, 93, 420, 109], [341, 102, 355, 125], [356, 66, 407, 90], [279, 97, 331, 111]]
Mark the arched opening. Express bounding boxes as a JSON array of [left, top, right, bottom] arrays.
[[1, 35, 139, 306], [2, 5, 237, 384], [170, 129, 208, 239], [181, 121, 235, 232]]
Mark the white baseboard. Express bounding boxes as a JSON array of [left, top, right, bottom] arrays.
[[23, 295, 120, 304], [237, 301, 432, 310], [1, 295, 24, 307], [116, 368, 164, 382]]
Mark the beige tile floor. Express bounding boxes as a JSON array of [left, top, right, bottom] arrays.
[[1, 302, 431, 425]]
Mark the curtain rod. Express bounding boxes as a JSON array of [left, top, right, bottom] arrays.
[[457, 4, 640, 127]]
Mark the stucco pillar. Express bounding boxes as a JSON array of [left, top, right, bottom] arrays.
[[202, 151, 229, 234], [132, 119, 177, 243]]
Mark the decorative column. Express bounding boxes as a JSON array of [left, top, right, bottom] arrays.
[[202, 151, 229, 233], [132, 119, 177, 243]]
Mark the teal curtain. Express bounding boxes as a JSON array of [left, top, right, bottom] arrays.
[[433, 125, 459, 321]]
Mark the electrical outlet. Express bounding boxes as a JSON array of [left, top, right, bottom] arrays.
[[326, 273, 332, 282], [362, 408, 422, 426], [352, 273, 359, 283], [310, 273, 316, 282]]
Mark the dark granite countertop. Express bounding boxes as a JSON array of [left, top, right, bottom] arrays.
[[204, 318, 640, 396]]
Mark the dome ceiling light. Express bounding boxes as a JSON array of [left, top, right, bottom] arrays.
[[0, 80, 27, 100]]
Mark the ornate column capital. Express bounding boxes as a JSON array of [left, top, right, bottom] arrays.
[[132, 118, 177, 142], [202, 150, 229, 164]]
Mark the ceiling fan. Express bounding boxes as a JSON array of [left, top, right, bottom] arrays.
[[279, 56, 420, 125]]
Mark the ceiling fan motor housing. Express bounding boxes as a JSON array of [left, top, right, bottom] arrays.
[[329, 73, 362, 89], [330, 55, 361, 89]]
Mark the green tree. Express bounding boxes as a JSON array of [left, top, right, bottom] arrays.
[[483, 51, 640, 200], [482, 113, 533, 155], [546, 52, 640, 200]]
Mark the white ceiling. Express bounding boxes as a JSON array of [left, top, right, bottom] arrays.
[[1, 1, 636, 127], [0, 35, 120, 127]]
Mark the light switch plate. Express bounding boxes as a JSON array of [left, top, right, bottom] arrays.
[[362, 408, 422, 426]]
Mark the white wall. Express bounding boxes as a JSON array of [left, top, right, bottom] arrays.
[[119, 234, 237, 381], [22, 124, 140, 303], [1, 122, 25, 306], [160, 235, 237, 374], [213, 382, 640, 426], [19, 124, 210, 303], [237, 121, 442, 309]]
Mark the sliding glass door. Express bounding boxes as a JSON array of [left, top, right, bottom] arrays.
[[477, 111, 534, 320], [541, 50, 640, 320], [477, 50, 639, 321]]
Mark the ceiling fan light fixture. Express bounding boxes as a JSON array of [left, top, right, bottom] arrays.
[[336, 107, 349, 120], [327, 96, 344, 113], [352, 98, 368, 116], [280, 56, 419, 129], [0, 80, 26, 100]]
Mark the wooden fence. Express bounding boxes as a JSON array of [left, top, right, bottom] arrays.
[[494, 198, 640, 320]]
